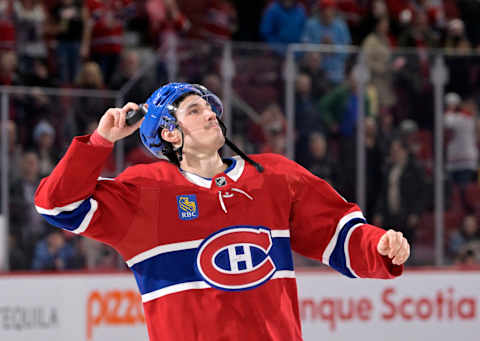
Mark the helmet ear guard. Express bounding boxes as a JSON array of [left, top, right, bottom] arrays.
[[140, 83, 202, 159]]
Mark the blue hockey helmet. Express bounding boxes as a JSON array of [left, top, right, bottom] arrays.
[[140, 82, 223, 159]]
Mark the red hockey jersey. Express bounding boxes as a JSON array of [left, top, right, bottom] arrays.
[[34, 135, 402, 341]]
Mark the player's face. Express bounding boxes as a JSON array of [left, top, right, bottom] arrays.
[[175, 94, 225, 155]]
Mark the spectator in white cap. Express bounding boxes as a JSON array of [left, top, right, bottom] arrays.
[[444, 94, 478, 188], [445, 92, 461, 112]]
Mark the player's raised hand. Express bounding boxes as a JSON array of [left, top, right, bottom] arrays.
[[97, 102, 145, 143], [377, 229, 410, 265]]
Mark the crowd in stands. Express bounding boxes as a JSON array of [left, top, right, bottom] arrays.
[[2, 0, 480, 271]]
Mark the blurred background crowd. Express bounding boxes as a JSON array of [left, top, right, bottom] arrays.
[[2, 0, 480, 272]]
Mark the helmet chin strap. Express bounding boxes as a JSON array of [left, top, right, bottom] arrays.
[[217, 119, 264, 173], [172, 119, 264, 173]]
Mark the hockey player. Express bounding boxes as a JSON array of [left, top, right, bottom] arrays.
[[34, 82, 410, 341]]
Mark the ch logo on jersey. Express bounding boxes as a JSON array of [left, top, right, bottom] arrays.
[[177, 195, 199, 221], [195, 226, 276, 291]]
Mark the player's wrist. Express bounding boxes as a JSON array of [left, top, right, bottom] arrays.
[[90, 129, 115, 146]]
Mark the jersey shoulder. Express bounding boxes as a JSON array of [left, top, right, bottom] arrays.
[[249, 153, 305, 174], [116, 160, 179, 186], [248, 153, 326, 189]]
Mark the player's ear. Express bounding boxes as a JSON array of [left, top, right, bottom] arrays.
[[161, 128, 181, 145]]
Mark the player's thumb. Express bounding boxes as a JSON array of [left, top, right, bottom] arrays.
[[377, 233, 390, 256]]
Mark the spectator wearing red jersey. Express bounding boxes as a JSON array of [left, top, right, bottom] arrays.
[[83, 0, 136, 84], [145, 0, 190, 49], [0, 0, 15, 51], [199, 0, 237, 41]]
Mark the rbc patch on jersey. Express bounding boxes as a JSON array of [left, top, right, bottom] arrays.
[[195, 226, 276, 291], [176, 195, 199, 221]]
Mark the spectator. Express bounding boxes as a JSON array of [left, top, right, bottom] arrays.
[[295, 72, 323, 163], [302, 0, 352, 84], [260, 130, 286, 155], [444, 18, 471, 51], [8, 234, 28, 270], [249, 102, 287, 153], [260, 0, 306, 51], [316, 67, 372, 199], [83, 0, 136, 84], [455, 248, 479, 266], [145, 0, 190, 83], [396, 120, 433, 178], [457, 0, 480, 48], [22, 57, 56, 87], [199, 0, 237, 41], [386, 0, 454, 34], [376, 109, 398, 158], [9, 151, 48, 266], [356, 0, 390, 45], [361, 16, 396, 112], [303, 131, 337, 186], [0, 50, 20, 85], [331, 0, 369, 45], [32, 231, 83, 270], [109, 50, 156, 104], [0, 120, 22, 182], [0, 0, 16, 51], [298, 51, 330, 99], [398, 10, 439, 48], [13, 0, 48, 74], [410, 0, 448, 31], [449, 214, 480, 264], [318, 70, 370, 142], [146, 0, 190, 49], [75, 60, 105, 89], [317, 68, 371, 140], [47, 0, 88, 84], [20, 87, 56, 146], [32, 120, 58, 178], [374, 139, 426, 245], [3, 72, 24, 143], [73, 61, 109, 134], [444, 94, 478, 187], [365, 116, 383, 222], [109, 51, 157, 164], [394, 14, 435, 128], [444, 19, 474, 98]]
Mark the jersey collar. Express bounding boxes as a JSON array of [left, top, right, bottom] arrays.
[[181, 156, 245, 189]]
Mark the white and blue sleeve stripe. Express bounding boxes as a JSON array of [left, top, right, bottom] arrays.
[[35, 197, 98, 234], [322, 211, 366, 278]]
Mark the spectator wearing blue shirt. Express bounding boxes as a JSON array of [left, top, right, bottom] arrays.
[[32, 231, 83, 270], [260, 0, 306, 52], [302, 0, 352, 84]]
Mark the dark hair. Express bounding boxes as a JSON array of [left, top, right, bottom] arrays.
[[158, 91, 197, 165]]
